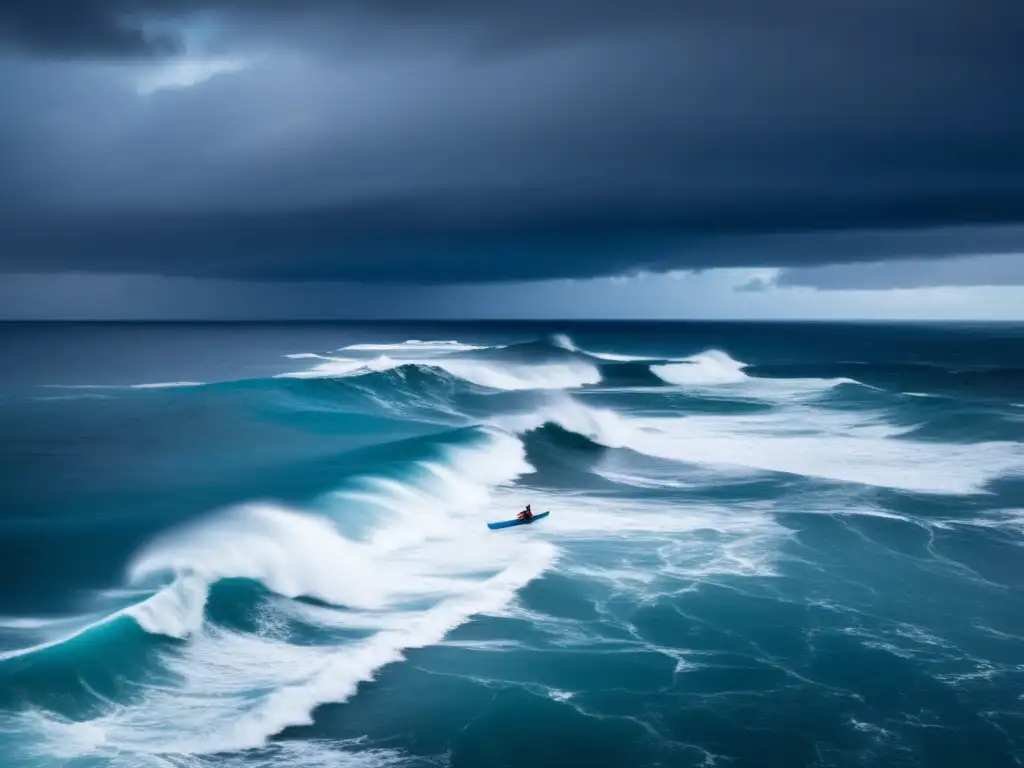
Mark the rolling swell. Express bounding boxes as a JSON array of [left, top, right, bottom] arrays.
[[4, 327, 1024, 768]]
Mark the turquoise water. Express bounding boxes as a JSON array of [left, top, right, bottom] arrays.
[[1, 321, 1023, 767]]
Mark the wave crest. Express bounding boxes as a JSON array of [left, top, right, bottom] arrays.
[[281, 353, 600, 391], [651, 350, 748, 385]]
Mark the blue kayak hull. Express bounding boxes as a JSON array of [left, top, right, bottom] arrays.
[[487, 510, 550, 530]]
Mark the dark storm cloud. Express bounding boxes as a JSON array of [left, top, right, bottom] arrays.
[[1, 0, 1023, 284], [0, 1, 180, 57]]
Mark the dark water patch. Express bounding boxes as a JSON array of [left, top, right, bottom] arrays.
[[834, 513, 935, 561], [662, 701, 813, 768], [748, 361, 1024, 403], [624, 598, 758, 657], [281, 660, 498, 760], [449, 686, 659, 768], [523, 422, 607, 458], [675, 655, 793, 695], [777, 511, 1016, 625], [805, 631, 1021, 768], [519, 424, 616, 490], [595, 361, 666, 387], [413, 645, 676, 695], [680, 583, 817, 661], [516, 572, 604, 623], [979, 475, 1024, 510], [928, 523, 1024, 591], [0, 383, 439, 517]]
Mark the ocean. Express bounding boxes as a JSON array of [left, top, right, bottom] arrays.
[[1, 321, 1022, 768]]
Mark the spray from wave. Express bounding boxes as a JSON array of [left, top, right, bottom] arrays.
[[651, 350, 749, 385]]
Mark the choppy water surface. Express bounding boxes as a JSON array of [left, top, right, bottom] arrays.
[[1, 321, 1022, 768]]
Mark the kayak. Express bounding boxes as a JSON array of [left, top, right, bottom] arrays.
[[487, 510, 550, 530]]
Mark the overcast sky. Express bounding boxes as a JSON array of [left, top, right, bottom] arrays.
[[1, 0, 1023, 319]]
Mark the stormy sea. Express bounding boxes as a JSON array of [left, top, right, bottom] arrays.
[[1, 321, 1023, 768]]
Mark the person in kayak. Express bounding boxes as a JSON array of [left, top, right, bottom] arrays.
[[517, 504, 534, 522]]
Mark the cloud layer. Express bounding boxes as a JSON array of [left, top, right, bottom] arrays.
[[772, 253, 1024, 291], [1, 0, 1023, 285]]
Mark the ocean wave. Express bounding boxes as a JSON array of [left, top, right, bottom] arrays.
[[280, 353, 601, 391], [650, 350, 865, 396], [494, 394, 1024, 495], [11, 429, 556, 759], [552, 333, 658, 362]]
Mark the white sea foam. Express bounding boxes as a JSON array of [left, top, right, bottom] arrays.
[[585, 350, 654, 362], [0, 617, 63, 630], [24, 430, 556, 759], [477, 490, 788, 614], [525, 493, 779, 541], [495, 394, 1024, 495], [650, 350, 865, 399], [651, 350, 750, 385], [551, 334, 578, 352], [591, 469, 691, 489], [339, 339, 488, 354], [131, 381, 205, 389]]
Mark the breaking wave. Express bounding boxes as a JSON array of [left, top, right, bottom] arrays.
[[4, 429, 555, 760]]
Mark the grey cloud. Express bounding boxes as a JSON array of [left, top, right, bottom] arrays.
[[735, 277, 773, 294], [774, 253, 1024, 291], [0, 0, 1022, 284], [0, 1, 180, 57]]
